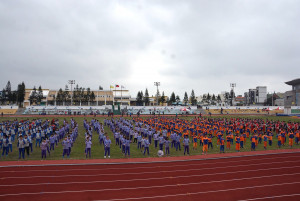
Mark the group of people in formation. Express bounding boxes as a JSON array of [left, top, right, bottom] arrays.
[[103, 116, 299, 157], [83, 119, 111, 158], [0, 118, 78, 160]]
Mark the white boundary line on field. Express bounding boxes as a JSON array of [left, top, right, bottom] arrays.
[[1, 166, 299, 187], [0, 150, 299, 168], [237, 193, 300, 201], [0, 174, 299, 197], [1, 159, 299, 180], [1, 154, 299, 173]]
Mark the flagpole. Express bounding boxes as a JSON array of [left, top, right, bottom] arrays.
[[121, 86, 123, 106]]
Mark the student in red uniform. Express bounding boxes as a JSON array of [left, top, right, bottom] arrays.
[[235, 134, 240, 152]]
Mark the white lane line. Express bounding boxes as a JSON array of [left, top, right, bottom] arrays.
[[238, 193, 300, 201], [93, 182, 300, 201], [1, 159, 298, 180], [1, 166, 299, 187], [1, 154, 299, 173], [0, 178, 300, 201]]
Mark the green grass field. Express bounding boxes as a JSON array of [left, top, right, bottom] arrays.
[[0, 115, 299, 161]]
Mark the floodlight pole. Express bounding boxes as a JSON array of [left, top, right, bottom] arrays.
[[154, 82, 160, 106], [68, 80, 75, 106]]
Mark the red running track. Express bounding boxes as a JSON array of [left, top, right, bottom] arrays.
[[0, 152, 300, 201]]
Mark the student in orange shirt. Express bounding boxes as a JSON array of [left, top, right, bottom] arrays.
[[251, 135, 256, 151], [277, 133, 282, 148], [262, 132, 268, 150], [193, 135, 198, 150], [240, 134, 244, 149], [295, 131, 299, 145], [288, 132, 294, 148], [226, 134, 231, 149], [208, 134, 213, 149], [202, 135, 208, 155], [235, 134, 240, 152], [268, 132, 273, 146], [220, 135, 225, 153]]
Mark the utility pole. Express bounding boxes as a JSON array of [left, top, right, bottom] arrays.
[[154, 82, 160, 106], [68, 80, 75, 106]]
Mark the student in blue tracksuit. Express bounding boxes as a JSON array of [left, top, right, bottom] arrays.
[[85, 137, 92, 158], [183, 135, 190, 155], [104, 135, 112, 158], [158, 134, 164, 151], [17, 135, 25, 159], [143, 138, 150, 156], [125, 137, 131, 157], [137, 133, 142, 150], [164, 137, 171, 156], [2, 135, 9, 157], [175, 134, 181, 151]]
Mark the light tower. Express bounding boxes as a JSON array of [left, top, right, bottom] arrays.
[[154, 82, 160, 106], [68, 80, 75, 105]]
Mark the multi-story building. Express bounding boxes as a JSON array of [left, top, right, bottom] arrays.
[[255, 86, 267, 105], [285, 78, 300, 106], [23, 88, 114, 107]]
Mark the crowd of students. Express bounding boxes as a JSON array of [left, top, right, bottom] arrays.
[[0, 118, 78, 160], [104, 116, 300, 157], [1, 116, 299, 160]]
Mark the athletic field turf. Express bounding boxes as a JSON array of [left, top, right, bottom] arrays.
[[0, 115, 299, 161]]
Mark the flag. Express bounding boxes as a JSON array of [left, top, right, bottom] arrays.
[[115, 85, 119, 87], [110, 85, 114, 89], [121, 85, 125, 89]]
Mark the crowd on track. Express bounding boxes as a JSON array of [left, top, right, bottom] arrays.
[[104, 117, 300, 157], [0, 118, 78, 160]]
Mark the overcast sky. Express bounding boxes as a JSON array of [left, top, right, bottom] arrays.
[[0, 0, 299, 98]]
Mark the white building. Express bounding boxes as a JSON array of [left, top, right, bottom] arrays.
[[255, 86, 267, 105]]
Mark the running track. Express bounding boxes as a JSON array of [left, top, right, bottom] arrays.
[[0, 151, 300, 201]]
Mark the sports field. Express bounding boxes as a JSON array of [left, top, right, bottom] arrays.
[[0, 115, 299, 161], [1, 115, 300, 201], [0, 115, 300, 161]]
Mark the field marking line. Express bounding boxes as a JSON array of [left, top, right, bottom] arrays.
[[2, 154, 299, 173], [1, 166, 299, 187], [1, 150, 299, 168], [1, 159, 299, 180], [1, 174, 299, 197], [237, 193, 300, 201]]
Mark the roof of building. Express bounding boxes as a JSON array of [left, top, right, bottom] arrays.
[[285, 78, 300, 86]]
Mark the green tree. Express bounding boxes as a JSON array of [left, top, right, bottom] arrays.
[[136, 91, 143, 106], [175, 95, 180, 105], [17, 82, 26, 107], [29, 86, 37, 105], [183, 91, 188, 105], [206, 93, 211, 104], [169, 92, 176, 105], [37, 86, 43, 104], [143, 88, 150, 106], [90, 91, 96, 105], [56, 88, 64, 105], [217, 94, 222, 105], [159, 91, 166, 105], [190, 89, 197, 106]]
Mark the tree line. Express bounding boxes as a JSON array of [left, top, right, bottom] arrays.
[[135, 89, 198, 106], [0, 81, 26, 106]]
